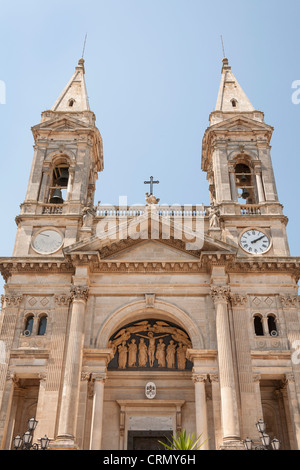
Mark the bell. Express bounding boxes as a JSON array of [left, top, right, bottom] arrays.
[[50, 189, 64, 204], [240, 173, 247, 183], [241, 188, 250, 199], [56, 168, 69, 187]]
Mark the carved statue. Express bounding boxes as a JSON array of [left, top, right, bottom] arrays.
[[177, 343, 187, 370], [128, 339, 137, 367], [208, 204, 220, 228], [109, 320, 192, 371], [145, 192, 160, 205], [138, 338, 148, 367], [136, 331, 168, 367], [155, 339, 166, 367], [82, 202, 96, 227], [118, 341, 128, 369], [166, 340, 176, 368]]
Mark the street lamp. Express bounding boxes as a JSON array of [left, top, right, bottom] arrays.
[[244, 419, 280, 450], [13, 417, 50, 450]]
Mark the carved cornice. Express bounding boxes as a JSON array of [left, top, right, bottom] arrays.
[[1, 255, 300, 279], [0, 258, 74, 282]]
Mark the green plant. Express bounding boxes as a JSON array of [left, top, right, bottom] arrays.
[[159, 430, 207, 450]]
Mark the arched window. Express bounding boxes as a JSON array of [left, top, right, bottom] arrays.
[[267, 314, 278, 336], [254, 314, 264, 336], [235, 162, 255, 204], [231, 99, 237, 108], [37, 315, 47, 336], [24, 315, 34, 335]]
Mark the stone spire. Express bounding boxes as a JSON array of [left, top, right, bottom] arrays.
[[51, 58, 90, 112], [215, 57, 254, 113]]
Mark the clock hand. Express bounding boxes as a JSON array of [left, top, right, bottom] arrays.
[[251, 235, 265, 244]]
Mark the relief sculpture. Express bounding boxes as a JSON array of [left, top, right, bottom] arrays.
[[108, 319, 192, 370]]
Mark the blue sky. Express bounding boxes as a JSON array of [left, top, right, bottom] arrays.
[[0, 0, 299, 293]]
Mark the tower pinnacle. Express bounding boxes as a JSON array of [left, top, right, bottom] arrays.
[[51, 58, 90, 112], [215, 57, 254, 113]]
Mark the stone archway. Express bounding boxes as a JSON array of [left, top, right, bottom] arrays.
[[94, 298, 204, 350]]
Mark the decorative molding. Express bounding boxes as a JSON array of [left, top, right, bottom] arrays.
[[145, 293, 155, 307], [55, 294, 72, 306], [280, 295, 299, 308], [1, 256, 300, 278], [1, 294, 22, 307], [230, 293, 247, 306]]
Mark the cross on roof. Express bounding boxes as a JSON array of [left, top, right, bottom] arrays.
[[144, 176, 159, 195]]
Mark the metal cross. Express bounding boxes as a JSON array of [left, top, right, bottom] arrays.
[[144, 176, 159, 195]]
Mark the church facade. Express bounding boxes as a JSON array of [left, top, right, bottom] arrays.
[[0, 57, 300, 450]]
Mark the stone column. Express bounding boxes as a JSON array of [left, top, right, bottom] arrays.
[[231, 294, 258, 438], [228, 163, 238, 202], [0, 294, 22, 408], [55, 285, 88, 447], [0, 372, 18, 449], [211, 286, 240, 442], [253, 374, 264, 423], [280, 295, 300, 449], [35, 373, 47, 440], [90, 372, 107, 450], [284, 373, 300, 449], [192, 373, 209, 449]]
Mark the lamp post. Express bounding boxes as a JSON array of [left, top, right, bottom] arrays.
[[13, 418, 50, 450], [244, 419, 280, 450]]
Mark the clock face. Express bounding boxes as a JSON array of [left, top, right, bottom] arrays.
[[32, 229, 63, 254], [239, 229, 270, 254]]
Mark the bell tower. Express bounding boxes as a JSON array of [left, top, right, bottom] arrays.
[[202, 58, 290, 257], [13, 58, 103, 257]]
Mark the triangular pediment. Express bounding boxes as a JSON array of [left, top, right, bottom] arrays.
[[208, 115, 273, 133], [63, 210, 237, 261], [32, 116, 91, 133]]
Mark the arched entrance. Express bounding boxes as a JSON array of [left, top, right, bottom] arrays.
[[88, 300, 210, 450]]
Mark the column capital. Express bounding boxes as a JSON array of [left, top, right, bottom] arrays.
[[280, 295, 299, 308], [1, 294, 22, 307], [230, 293, 247, 307], [210, 285, 231, 304], [70, 285, 89, 302], [209, 374, 219, 383], [91, 372, 107, 384], [55, 294, 72, 306], [192, 373, 207, 384]]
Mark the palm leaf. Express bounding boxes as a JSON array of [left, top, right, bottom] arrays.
[[159, 430, 208, 450]]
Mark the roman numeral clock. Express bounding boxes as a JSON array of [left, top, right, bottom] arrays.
[[239, 229, 271, 255]]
